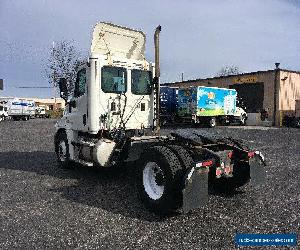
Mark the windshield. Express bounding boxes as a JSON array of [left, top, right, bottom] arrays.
[[131, 69, 152, 95], [101, 66, 127, 93]]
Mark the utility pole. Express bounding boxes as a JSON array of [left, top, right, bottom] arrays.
[[52, 41, 57, 111]]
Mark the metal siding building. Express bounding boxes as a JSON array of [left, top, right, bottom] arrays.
[[165, 67, 300, 126]]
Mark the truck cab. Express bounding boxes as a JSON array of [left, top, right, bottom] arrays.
[[55, 22, 156, 167]]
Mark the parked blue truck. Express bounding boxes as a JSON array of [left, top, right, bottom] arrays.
[[160, 86, 177, 125]]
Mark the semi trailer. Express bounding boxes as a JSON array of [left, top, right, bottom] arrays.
[[55, 22, 266, 215]]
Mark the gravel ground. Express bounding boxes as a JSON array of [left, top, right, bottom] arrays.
[[0, 119, 299, 249]]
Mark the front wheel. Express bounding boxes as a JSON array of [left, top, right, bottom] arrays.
[[54, 131, 72, 169], [137, 145, 184, 215], [209, 117, 216, 128], [240, 114, 247, 126]]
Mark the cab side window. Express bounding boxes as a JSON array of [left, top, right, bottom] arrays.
[[74, 69, 86, 97]]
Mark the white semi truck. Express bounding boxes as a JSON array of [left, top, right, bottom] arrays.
[[55, 22, 266, 215]]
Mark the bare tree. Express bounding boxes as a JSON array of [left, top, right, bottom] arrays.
[[44, 40, 83, 98], [216, 65, 241, 77]]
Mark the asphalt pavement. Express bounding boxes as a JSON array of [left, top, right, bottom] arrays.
[[0, 119, 299, 249]]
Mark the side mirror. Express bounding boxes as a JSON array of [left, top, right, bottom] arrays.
[[58, 78, 68, 101]]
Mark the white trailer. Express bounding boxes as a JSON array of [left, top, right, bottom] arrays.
[[55, 22, 266, 215]]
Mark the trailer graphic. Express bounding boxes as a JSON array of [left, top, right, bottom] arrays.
[[196, 87, 236, 116]]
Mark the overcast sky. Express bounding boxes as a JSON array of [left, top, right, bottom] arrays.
[[0, 0, 300, 98]]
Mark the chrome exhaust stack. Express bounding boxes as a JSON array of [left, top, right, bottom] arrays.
[[154, 25, 161, 133]]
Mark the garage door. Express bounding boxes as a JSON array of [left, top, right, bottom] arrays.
[[230, 83, 264, 113]]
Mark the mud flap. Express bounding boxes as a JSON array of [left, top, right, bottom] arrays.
[[182, 167, 209, 213], [249, 152, 266, 187]]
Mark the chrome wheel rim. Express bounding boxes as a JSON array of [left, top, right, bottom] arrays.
[[143, 162, 165, 200]]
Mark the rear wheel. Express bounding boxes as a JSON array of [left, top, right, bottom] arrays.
[[211, 162, 250, 193], [137, 145, 184, 215]]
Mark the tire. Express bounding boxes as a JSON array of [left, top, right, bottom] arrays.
[[295, 118, 300, 128], [240, 114, 246, 126], [232, 162, 250, 188], [137, 145, 184, 215], [209, 117, 216, 128], [54, 131, 72, 169], [167, 145, 194, 171], [167, 145, 194, 208], [211, 162, 250, 193]]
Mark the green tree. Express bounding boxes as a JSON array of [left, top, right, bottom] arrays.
[[44, 40, 84, 97]]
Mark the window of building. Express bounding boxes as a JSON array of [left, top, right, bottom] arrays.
[[74, 68, 86, 97], [101, 66, 127, 93], [131, 69, 152, 95]]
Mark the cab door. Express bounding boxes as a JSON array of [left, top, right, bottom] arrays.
[[68, 68, 88, 131]]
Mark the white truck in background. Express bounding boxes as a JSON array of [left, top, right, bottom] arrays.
[[35, 105, 47, 118], [2, 98, 36, 121], [55, 22, 266, 215]]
